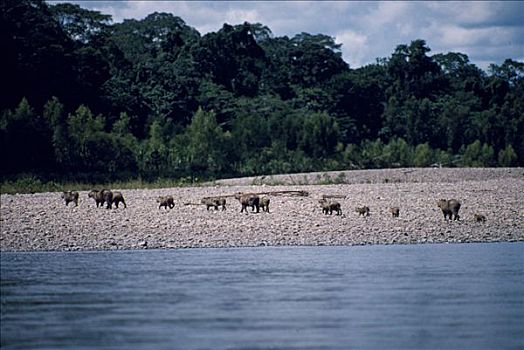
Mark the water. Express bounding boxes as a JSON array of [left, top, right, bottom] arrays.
[[1, 243, 523, 350]]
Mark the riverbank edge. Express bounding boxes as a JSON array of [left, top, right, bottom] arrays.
[[1, 167, 523, 252]]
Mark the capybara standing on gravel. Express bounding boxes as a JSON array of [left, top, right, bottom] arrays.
[[319, 199, 342, 215], [205, 197, 227, 211], [88, 190, 105, 208], [100, 190, 113, 209], [201, 197, 219, 211], [61, 191, 79, 206], [474, 213, 486, 222], [201, 197, 227, 211], [260, 196, 270, 213], [112, 191, 126, 208], [158, 196, 175, 209], [102, 189, 113, 209], [216, 197, 227, 211], [390, 207, 400, 218], [355, 206, 370, 217], [235, 193, 260, 213], [437, 199, 461, 221], [88, 189, 113, 209]]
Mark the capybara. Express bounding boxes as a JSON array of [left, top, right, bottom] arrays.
[[474, 213, 486, 223], [88, 189, 107, 208], [319, 199, 342, 215], [355, 206, 370, 217], [201, 197, 219, 211], [437, 199, 461, 221], [112, 191, 126, 208], [235, 193, 260, 213], [390, 207, 400, 218], [61, 191, 79, 206], [260, 196, 270, 213], [157, 196, 175, 209], [88, 189, 113, 209]]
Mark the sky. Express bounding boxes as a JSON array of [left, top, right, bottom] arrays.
[[62, 1, 524, 71]]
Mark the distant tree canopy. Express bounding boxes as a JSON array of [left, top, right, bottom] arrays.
[[1, 0, 523, 182]]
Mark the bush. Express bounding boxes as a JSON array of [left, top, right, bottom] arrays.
[[498, 145, 518, 166], [461, 140, 495, 167], [413, 143, 433, 167]]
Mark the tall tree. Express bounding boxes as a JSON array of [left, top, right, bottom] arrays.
[[1, 0, 75, 110], [185, 108, 228, 178], [0, 98, 54, 175]]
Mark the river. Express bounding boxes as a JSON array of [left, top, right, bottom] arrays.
[[1, 242, 523, 349]]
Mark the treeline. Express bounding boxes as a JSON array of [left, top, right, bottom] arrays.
[[1, 0, 523, 183]]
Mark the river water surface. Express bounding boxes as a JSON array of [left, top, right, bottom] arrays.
[[1, 243, 523, 349]]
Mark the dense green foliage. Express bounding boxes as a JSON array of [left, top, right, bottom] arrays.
[[1, 0, 523, 185]]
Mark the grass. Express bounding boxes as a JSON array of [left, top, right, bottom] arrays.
[[0, 175, 203, 195], [248, 172, 350, 187]]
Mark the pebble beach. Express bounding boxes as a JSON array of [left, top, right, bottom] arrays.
[[1, 168, 523, 252]]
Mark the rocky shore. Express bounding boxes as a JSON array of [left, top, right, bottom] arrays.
[[1, 168, 523, 252]]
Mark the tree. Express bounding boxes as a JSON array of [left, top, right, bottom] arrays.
[[433, 52, 486, 93], [190, 22, 266, 97], [488, 59, 524, 87], [413, 143, 433, 167], [111, 112, 139, 176], [66, 105, 105, 171], [340, 65, 387, 142], [1, 0, 76, 110], [498, 145, 518, 167], [50, 3, 112, 44], [43, 97, 69, 167], [298, 112, 340, 159], [0, 98, 54, 175], [383, 138, 413, 167], [3, 0, 524, 185], [184, 108, 227, 178], [460, 140, 495, 167], [138, 120, 169, 178], [360, 139, 387, 168]]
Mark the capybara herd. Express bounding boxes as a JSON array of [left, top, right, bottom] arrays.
[[319, 199, 342, 215], [87, 189, 126, 209], [61, 189, 484, 222]]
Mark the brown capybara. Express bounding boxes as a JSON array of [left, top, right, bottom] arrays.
[[390, 207, 400, 218], [61, 191, 79, 206], [474, 213, 486, 223], [437, 199, 461, 221], [355, 206, 370, 217], [157, 196, 175, 209], [112, 191, 126, 208], [235, 193, 260, 213], [319, 199, 342, 215], [260, 196, 270, 213], [201, 197, 219, 211]]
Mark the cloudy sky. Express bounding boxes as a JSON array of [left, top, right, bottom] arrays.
[[64, 1, 524, 71]]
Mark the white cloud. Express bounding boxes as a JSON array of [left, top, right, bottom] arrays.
[[224, 9, 260, 24], [440, 25, 495, 47], [361, 1, 411, 27], [335, 30, 368, 67]]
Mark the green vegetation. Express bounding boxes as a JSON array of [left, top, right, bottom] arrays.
[[0, 175, 199, 195], [1, 1, 523, 194]]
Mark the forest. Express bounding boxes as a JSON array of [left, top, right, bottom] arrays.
[[1, 0, 523, 185]]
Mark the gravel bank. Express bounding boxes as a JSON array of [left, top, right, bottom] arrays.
[[1, 168, 523, 252]]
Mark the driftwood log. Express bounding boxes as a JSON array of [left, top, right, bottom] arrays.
[[322, 194, 347, 199], [184, 190, 309, 205], [221, 190, 309, 198]]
